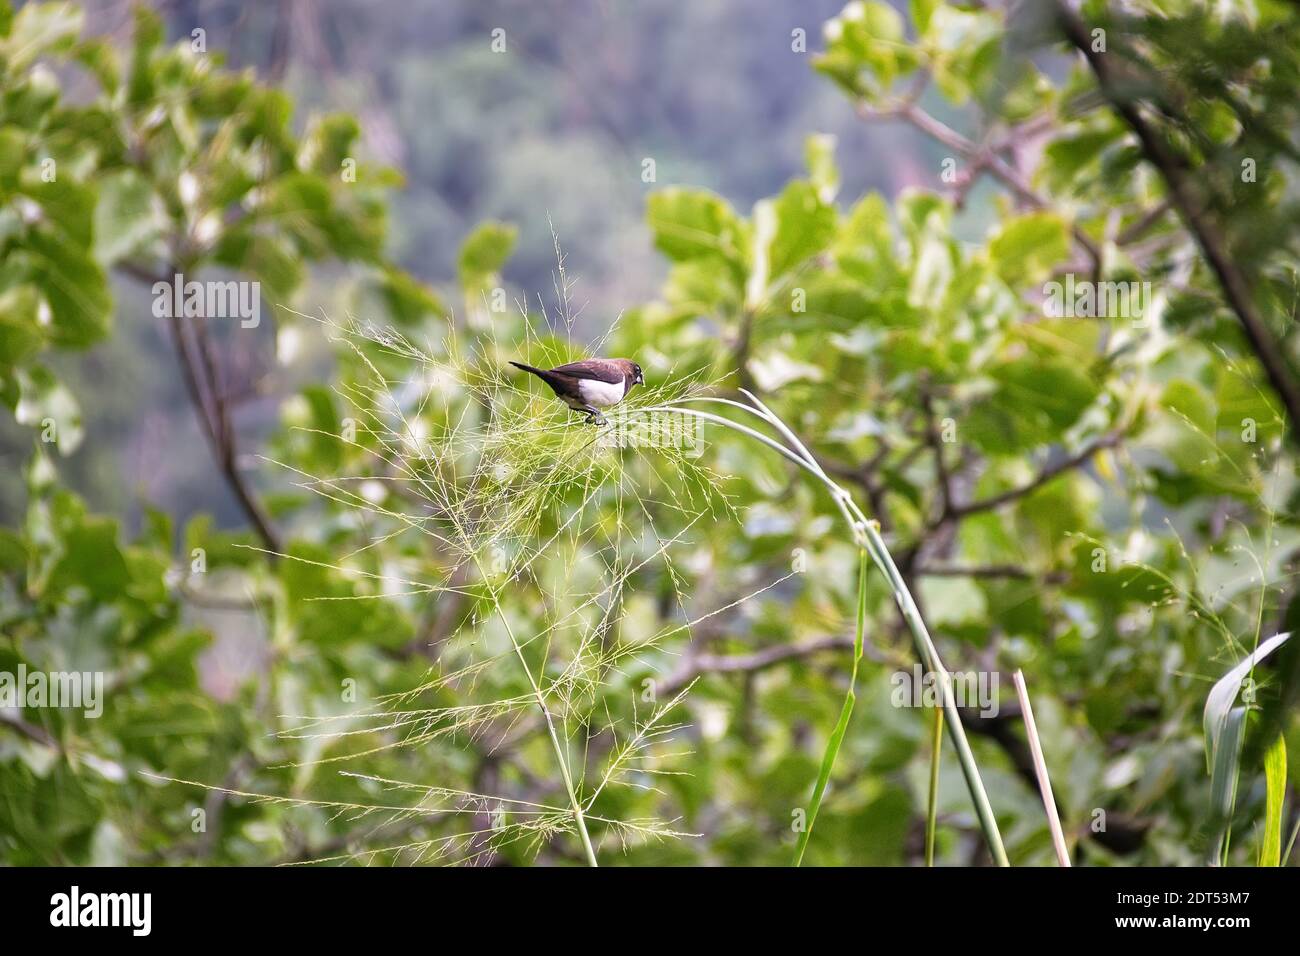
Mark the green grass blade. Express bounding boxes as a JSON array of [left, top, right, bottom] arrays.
[[926, 705, 943, 867], [1204, 631, 1291, 773], [1203, 631, 1291, 864], [1208, 706, 1246, 865], [654, 397, 1008, 866], [792, 548, 867, 866], [1283, 815, 1300, 865], [859, 521, 1010, 867], [1260, 732, 1287, 866]]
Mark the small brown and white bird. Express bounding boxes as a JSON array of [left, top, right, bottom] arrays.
[[509, 357, 644, 425]]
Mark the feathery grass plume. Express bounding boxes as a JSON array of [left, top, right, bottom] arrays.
[[154, 297, 772, 864], [288, 310, 744, 863]]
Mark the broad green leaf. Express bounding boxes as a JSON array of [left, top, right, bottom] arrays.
[[910, 0, 938, 35], [457, 220, 517, 287], [794, 549, 868, 865], [22, 227, 112, 347], [965, 357, 1100, 453], [1205, 632, 1291, 775], [989, 211, 1070, 287], [1042, 127, 1124, 192], [0, 125, 30, 188], [94, 169, 162, 264], [48, 514, 131, 601], [297, 114, 362, 176], [647, 188, 747, 281], [766, 181, 836, 284], [1203, 632, 1291, 862], [927, 7, 1001, 105], [836, 191, 893, 262], [919, 576, 988, 629], [1261, 732, 1286, 866]]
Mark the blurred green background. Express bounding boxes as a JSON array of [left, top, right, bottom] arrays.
[[2, 0, 1299, 866]]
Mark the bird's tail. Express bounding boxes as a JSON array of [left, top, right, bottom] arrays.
[[508, 360, 545, 376]]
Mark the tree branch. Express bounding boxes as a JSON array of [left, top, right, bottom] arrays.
[[946, 428, 1125, 521], [918, 563, 1068, 583], [120, 262, 282, 555], [858, 96, 1102, 275], [660, 634, 905, 699], [1055, 3, 1300, 445]]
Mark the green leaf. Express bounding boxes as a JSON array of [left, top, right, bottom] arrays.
[[0, 125, 30, 189], [22, 227, 112, 347], [297, 114, 362, 176], [457, 220, 517, 288], [815, 1, 921, 100], [989, 211, 1070, 287], [1205, 632, 1291, 773], [94, 169, 161, 264], [804, 134, 840, 204], [0, 284, 44, 368], [74, 38, 121, 94], [793, 549, 867, 865], [927, 6, 1001, 105], [1203, 632, 1291, 862], [1260, 733, 1286, 866], [910, 0, 938, 35], [366, 266, 447, 326], [0, 0, 82, 73], [127, 5, 164, 106], [1043, 127, 1124, 192], [965, 357, 1100, 454], [765, 180, 837, 284], [14, 365, 82, 454], [646, 187, 746, 275], [48, 514, 131, 601]]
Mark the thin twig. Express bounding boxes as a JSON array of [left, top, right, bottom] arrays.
[[1012, 669, 1071, 867], [946, 428, 1124, 521], [121, 262, 282, 554]]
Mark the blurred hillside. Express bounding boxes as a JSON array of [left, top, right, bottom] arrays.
[[0, 0, 947, 532]]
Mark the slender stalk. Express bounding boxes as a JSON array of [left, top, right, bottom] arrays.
[[501, 606, 599, 867], [791, 548, 868, 865], [472, 553, 598, 866], [926, 705, 943, 867], [639, 395, 1010, 866], [1013, 669, 1071, 867], [859, 520, 1010, 867], [1283, 814, 1300, 866]]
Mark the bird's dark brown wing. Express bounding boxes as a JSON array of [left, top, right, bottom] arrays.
[[549, 359, 627, 384]]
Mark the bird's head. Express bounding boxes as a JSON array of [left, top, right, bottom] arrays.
[[631, 362, 644, 387]]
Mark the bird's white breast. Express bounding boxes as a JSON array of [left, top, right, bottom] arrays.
[[577, 378, 626, 408]]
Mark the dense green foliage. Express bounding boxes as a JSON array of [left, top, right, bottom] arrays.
[[2, 0, 1299, 865]]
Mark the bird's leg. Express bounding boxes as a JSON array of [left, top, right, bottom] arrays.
[[575, 404, 607, 426]]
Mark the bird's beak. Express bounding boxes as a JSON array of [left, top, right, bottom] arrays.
[[635, 372, 644, 385]]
